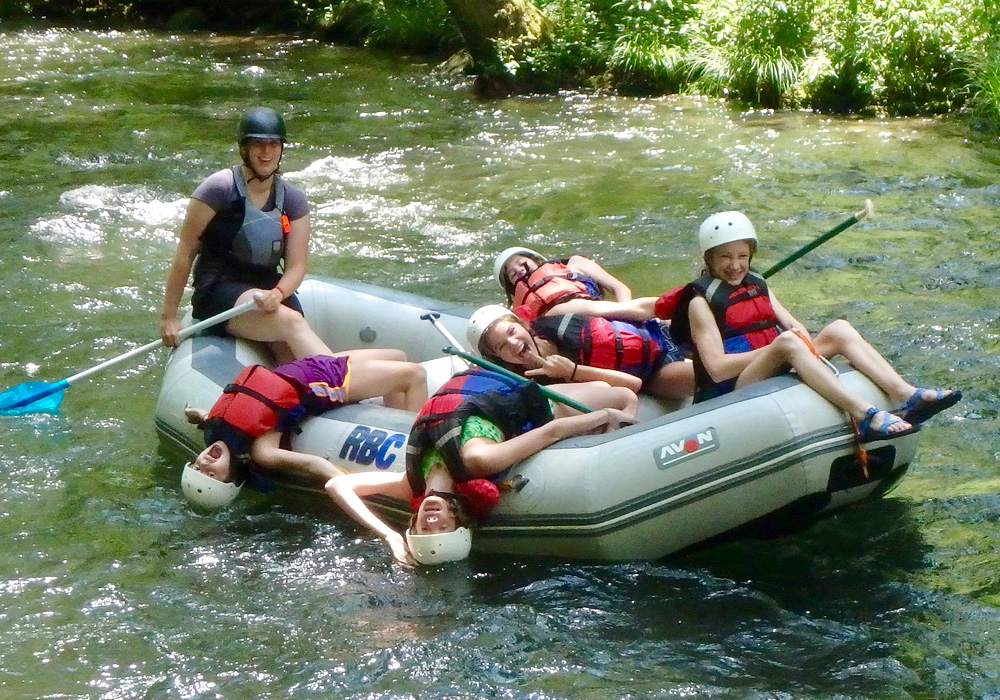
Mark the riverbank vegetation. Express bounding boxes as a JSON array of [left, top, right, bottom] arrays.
[[4, 0, 998, 128]]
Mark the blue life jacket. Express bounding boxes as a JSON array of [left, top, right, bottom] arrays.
[[405, 369, 553, 491]]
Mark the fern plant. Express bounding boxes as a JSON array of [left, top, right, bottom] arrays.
[[609, 0, 693, 92]]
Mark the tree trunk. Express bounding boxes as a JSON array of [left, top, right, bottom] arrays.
[[442, 0, 552, 97]]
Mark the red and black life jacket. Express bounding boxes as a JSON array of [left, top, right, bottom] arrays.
[[202, 364, 306, 457], [531, 314, 665, 381], [698, 272, 780, 351], [511, 262, 596, 321], [671, 272, 781, 402], [405, 369, 553, 493]]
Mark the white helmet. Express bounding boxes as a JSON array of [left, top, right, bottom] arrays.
[[406, 527, 473, 565], [698, 211, 757, 254], [467, 304, 517, 356], [181, 462, 241, 509], [493, 246, 542, 289]]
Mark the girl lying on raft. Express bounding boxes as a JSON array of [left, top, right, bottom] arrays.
[[180, 350, 427, 509], [326, 368, 637, 567], [494, 246, 659, 322], [667, 211, 961, 441], [467, 304, 695, 401]]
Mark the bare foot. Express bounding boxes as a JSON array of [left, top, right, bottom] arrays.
[[184, 405, 208, 426]]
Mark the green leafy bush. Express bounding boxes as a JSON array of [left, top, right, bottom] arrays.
[[859, 0, 974, 115], [966, 37, 1000, 130], [301, 0, 459, 53], [799, 0, 873, 112], [687, 0, 816, 108], [608, 0, 694, 93], [507, 0, 613, 91], [5, 0, 999, 126]]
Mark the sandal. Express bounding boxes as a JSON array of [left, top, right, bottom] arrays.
[[898, 388, 962, 425], [858, 407, 920, 443]]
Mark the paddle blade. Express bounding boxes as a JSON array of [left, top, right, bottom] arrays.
[[0, 381, 65, 415]]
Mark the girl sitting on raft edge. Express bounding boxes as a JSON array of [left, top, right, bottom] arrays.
[[667, 210, 961, 441]]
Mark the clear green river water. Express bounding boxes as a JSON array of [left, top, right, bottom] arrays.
[[1, 28, 999, 700]]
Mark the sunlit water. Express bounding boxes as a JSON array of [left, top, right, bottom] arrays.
[[1, 29, 999, 699]]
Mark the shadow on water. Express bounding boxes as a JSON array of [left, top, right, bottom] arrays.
[[467, 497, 929, 618], [147, 434, 1000, 698], [442, 498, 999, 699]]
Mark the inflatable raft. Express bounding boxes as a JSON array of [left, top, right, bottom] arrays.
[[155, 277, 919, 561]]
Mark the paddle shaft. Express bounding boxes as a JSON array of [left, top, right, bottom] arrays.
[[1, 299, 259, 411], [443, 346, 594, 414], [64, 298, 258, 385], [419, 312, 471, 368], [761, 199, 874, 279]]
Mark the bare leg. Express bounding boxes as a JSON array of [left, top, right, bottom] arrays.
[[346, 359, 428, 412], [645, 361, 696, 400], [735, 331, 911, 433], [811, 319, 916, 405], [333, 348, 408, 362], [267, 340, 295, 365], [226, 290, 333, 360], [546, 381, 639, 421], [542, 297, 657, 322]]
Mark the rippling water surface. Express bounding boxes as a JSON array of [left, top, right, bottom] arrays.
[[2, 29, 999, 699]]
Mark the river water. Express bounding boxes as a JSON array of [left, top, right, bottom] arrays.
[[1, 29, 999, 699]]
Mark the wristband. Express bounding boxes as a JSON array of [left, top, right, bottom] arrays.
[[570, 363, 578, 381], [274, 285, 285, 298]]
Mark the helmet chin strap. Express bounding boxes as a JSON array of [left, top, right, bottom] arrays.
[[244, 160, 280, 183], [245, 164, 276, 183], [239, 145, 282, 183], [528, 335, 546, 367]]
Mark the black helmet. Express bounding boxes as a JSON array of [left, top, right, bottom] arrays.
[[238, 107, 286, 144]]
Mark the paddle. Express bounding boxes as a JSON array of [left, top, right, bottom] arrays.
[[654, 200, 876, 318], [0, 297, 260, 415], [761, 199, 875, 279], [419, 312, 471, 369], [442, 346, 595, 414]]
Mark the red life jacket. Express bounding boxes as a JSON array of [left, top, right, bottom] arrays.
[[405, 369, 553, 492], [677, 272, 780, 352], [671, 272, 781, 402], [705, 274, 780, 351], [202, 365, 305, 457], [531, 314, 664, 381], [511, 262, 594, 321]]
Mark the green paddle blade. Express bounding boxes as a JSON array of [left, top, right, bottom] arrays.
[[0, 381, 66, 415]]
